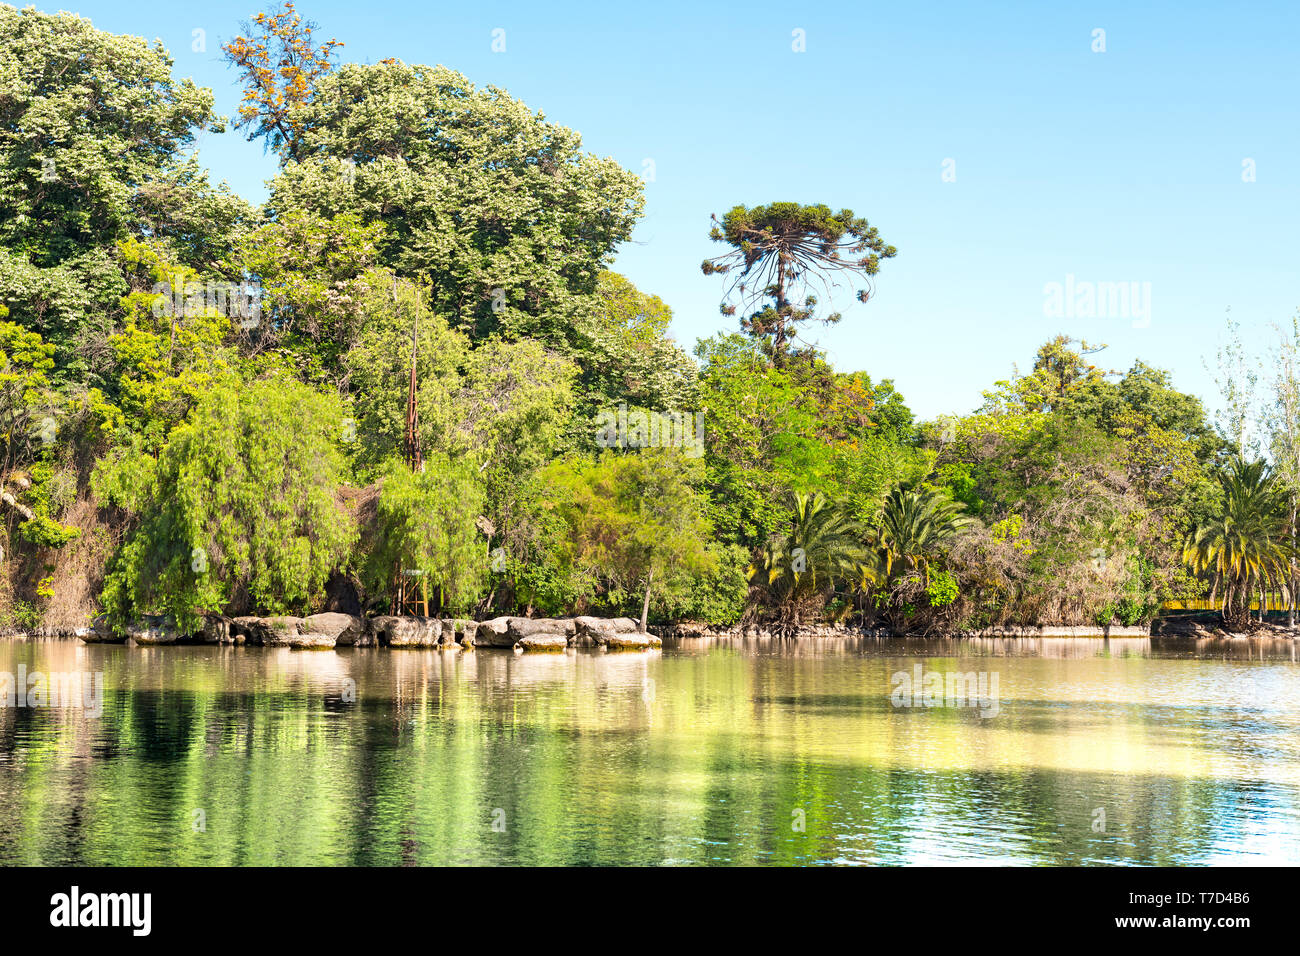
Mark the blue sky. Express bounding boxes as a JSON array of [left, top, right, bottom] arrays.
[[52, 0, 1300, 421]]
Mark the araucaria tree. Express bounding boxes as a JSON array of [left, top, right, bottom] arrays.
[[701, 203, 896, 364]]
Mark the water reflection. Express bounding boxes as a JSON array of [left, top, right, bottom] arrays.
[[0, 637, 1297, 865]]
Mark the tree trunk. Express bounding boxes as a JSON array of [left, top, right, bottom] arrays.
[[639, 570, 653, 633], [1291, 500, 1297, 629]]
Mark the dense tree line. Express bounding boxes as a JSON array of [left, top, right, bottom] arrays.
[[1, 5, 1296, 635]]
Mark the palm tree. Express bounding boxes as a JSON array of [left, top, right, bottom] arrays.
[[1183, 458, 1292, 629], [852, 485, 977, 630], [874, 486, 978, 585], [749, 492, 866, 627]]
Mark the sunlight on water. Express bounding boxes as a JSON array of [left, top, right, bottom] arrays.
[[1, 636, 1298, 865]]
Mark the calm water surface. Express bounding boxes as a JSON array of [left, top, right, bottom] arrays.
[[1, 636, 1298, 866]]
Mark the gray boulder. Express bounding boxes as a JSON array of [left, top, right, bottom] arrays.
[[474, 616, 515, 647], [516, 632, 567, 651], [507, 617, 567, 640], [372, 616, 442, 647], [507, 617, 570, 651], [82, 615, 127, 644], [604, 630, 662, 649], [303, 612, 367, 646], [241, 616, 331, 648], [128, 615, 191, 645], [574, 616, 652, 647]]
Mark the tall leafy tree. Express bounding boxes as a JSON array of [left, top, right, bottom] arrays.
[[98, 375, 356, 630], [0, 7, 249, 380], [263, 60, 645, 350], [541, 450, 714, 631]]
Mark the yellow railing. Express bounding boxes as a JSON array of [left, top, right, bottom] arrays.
[[1162, 598, 1290, 611]]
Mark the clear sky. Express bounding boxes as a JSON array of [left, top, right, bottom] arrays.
[[48, 0, 1300, 421]]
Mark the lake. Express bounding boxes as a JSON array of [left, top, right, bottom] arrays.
[[1, 636, 1298, 866]]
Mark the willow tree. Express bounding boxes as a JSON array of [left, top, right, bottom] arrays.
[[97, 376, 356, 630], [701, 203, 896, 365], [540, 450, 714, 631]]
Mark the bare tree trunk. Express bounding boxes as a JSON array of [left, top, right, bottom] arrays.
[[639, 569, 653, 633], [1291, 500, 1297, 629]]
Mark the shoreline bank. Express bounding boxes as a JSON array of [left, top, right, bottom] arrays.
[[3, 617, 1296, 644]]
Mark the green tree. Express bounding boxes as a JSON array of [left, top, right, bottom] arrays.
[[541, 450, 714, 631], [264, 60, 645, 350], [1183, 458, 1290, 629], [343, 279, 468, 478], [87, 239, 237, 451], [0, 7, 249, 380], [238, 210, 388, 385], [98, 375, 355, 630], [364, 455, 486, 614], [1267, 313, 1300, 628], [694, 334, 832, 546], [0, 313, 57, 482], [749, 492, 866, 627], [873, 486, 977, 584], [573, 271, 700, 432]]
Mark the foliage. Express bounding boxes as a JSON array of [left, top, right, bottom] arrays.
[[539, 449, 714, 629], [99, 376, 355, 630], [0, 6, 249, 381], [221, 2, 344, 161], [363, 455, 486, 613], [1182, 458, 1291, 628], [0, 316, 57, 477], [263, 60, 645, 351], [1, 7, 1292, 636], [749, 493, 866, 626], [238, 210, 387, 385]]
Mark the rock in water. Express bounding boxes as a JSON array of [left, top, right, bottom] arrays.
[[81, 615, 127, 644], [241, 616, 336, 648], [372, 616, 442, 647], [507, 617, 570, 651], [474, 616, 515, 647], [304, 613, 367, 647], [573, 616, 659, 649], [127, 615, 192, 645]]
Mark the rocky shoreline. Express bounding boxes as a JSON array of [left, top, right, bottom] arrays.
[[66, 613, 665, 651], [5, 616, 1295, 645]]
